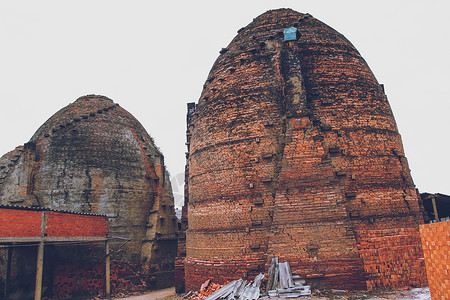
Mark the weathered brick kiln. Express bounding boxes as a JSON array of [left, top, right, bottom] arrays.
[[179, 9, 427, 291], [0, 95, 177, 289]]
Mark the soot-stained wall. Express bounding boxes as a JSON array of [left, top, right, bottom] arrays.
[[0, 95, 178, 289]]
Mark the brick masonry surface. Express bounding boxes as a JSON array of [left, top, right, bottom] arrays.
[[178, 8, 427, 291], [46, 211, 107, 237], [420, 221, 450, 300], [48, 260, 148, 299], [0, 206, 107, 237], [0, 208, 41, 237]]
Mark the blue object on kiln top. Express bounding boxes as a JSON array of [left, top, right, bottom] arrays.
[[284, 27, 298, 41]]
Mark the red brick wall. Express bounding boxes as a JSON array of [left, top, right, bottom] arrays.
[[46, 211, 107, 237], [0, 207, 107, 238], [420, 221, 450, 300], [0, 209, 41, 237]]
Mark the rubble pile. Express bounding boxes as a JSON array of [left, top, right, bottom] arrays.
[[187, 280, 227, 300], [266, 258, 311, 298], [187, 258, 311, 300]]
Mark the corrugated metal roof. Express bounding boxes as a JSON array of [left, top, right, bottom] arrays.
[[0, 204, 107, 217]]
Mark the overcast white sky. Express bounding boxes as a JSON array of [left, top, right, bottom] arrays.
[[1, 1, 449, 207]]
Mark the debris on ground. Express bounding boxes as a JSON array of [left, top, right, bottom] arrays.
[[187, 281, 228, 300], [201, 279, 211, 292], [186, 257, 310, 300], [266, 257, 311, 298], [182, 257, 431, 300]]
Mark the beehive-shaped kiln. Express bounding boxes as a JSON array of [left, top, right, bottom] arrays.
[[0, 95, 178, 283], [181, 9, 427, 290]]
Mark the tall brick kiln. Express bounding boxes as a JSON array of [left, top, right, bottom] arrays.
[[178, 9, 427, 291], [0, 95, 178, 289]]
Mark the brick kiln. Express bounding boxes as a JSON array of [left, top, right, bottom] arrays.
[[0, 95, 177, 289], [178, 9, 427, 291]]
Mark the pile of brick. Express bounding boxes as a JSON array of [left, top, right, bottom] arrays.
[[357, 228, 426, 289], [186, 258, 311, 300], [110, 260, 147, 294], [190, 274, 265, 300], [187, 280, 228, 300], [52, 264, 105, 298], [420, 220, 450, 300], [51, 260, 148, 298]]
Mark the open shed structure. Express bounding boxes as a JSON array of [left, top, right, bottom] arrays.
[[421, 193, 450, 223], [0, 205, 109, 299]]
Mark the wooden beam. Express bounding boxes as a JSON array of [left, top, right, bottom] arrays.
[[34, 240, 44, 300], [34, 211, 46, 300], [432, 196, 440, 222], [3, 246, 12, 300], [105, 239, 111, 296], [0, 236, 108, 244]]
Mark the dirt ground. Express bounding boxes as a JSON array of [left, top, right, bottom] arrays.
[[282, 287, 430, 299], [108, 287, 430, 300], [111, 287, 176, 300]]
